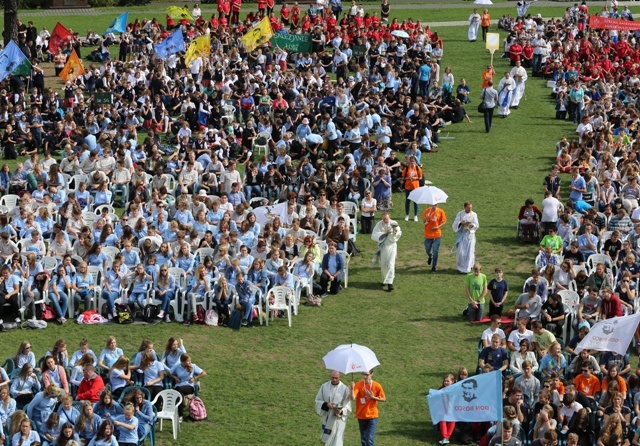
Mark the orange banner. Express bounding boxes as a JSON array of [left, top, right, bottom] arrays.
[[59, 49, 85, 82], [589, 15, 640, 31]]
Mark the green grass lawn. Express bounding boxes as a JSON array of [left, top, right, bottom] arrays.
[[0, 6, 587, 446]]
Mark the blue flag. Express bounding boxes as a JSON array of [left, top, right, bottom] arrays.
[[427, 371, 503, 424], [0, 41, 27, 82], [154, 29, 185, 60], [105, 12, 128, 34]]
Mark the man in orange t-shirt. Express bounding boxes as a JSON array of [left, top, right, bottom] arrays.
[[422, 204, 447, 273], [573, 365, 601, 398], [351, 369, 386, 446]]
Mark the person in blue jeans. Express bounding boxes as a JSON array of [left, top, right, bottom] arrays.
[[351, 369, 386, 446], [236, 274, 256, 327]]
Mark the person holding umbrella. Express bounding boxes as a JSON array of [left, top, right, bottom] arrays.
[[351, 369, 386, 446], [315, 370, 352, 446], [423, 203, 447, 273]]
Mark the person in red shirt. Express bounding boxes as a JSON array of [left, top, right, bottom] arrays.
[[231, 0, 242, 25], [280, 3, 291, 25], [257, 0, 267, 16], [76, 365, 105, 403], [166, 14, 175, 30], [522, 41, 534, 69], [601, 286, 624, 319], [218, 0, 230, 19], [509, 40, 523, 66], [291, 1, 301, 26], [210, 14, 219, 28], [266, 0, 275, 16]]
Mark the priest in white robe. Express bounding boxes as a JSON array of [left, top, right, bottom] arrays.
[[452, 202, 479, 274], [509, 60, 528, 109], [315, 371, 353, 446], [497, 72, 516, 117], [372, 212, 402, 292], [468, 9, 481, 42]]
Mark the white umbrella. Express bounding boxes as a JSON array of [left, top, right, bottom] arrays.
[[391, 30, 410, 39], [323, 344, 380, 375], [474, 0, 493, 4], [408, 186, 448, 205]]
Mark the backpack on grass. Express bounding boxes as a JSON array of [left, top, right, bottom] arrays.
[[186, 396, 207, 421]]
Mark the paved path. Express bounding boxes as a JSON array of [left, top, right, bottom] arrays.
[[17, 0, 633, 17]]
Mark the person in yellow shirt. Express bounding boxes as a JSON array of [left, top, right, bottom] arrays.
[[351, 369, 386, 446], [423, 203, 447, 273]]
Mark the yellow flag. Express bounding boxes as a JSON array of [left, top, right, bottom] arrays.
[[58, 49, 85, 82], [184, 35, 210, 66], [166, 6, 194, 22], [241, 17, 274, 53]]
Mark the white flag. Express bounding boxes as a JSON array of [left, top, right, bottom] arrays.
[[575, 313, 640, 354]]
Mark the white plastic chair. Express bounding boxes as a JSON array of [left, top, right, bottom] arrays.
[[68, 174, 88, 193], [340, 201, 358, 221], [0, 194, 19, 208], [102, 246, 121, 259], [194, 248, 215, 264], [265, 286, 292, 327], [557, 289, 580, 311], [586, 253, 613, 273], [61, 173, 71, 193], [82, 211, 95, 227], [163, 174, 177, 196], [252, 131, 271, 159], [41, 256, 58, 274], [222, 104, 236, 124], [94, 204, 115, 216], [336, 250, 351, 288], [151, 389, 183, 440]]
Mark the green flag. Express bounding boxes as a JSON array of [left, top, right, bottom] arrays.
[[12, 58, 31, 77]]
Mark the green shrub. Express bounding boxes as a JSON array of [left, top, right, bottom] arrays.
[[117, 0, 149, 5], [87, 0, 116, 6]]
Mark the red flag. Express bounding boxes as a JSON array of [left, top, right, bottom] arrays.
[[49, 22, 73, 55]]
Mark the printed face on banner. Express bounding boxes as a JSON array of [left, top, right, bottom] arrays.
[[461, 379, 478, 403]]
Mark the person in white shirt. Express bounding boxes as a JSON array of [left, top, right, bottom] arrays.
[[481, 314, 507, 347], [508, 317, 534, 352], [192, 3, 202, 19], [541, 190, 564, 233]]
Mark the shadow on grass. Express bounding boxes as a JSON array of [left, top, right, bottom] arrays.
[[377, 420, 427, 442], [348, 280, 384, 290]]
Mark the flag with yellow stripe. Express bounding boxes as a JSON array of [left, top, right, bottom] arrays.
[[184, 35, 211, 66], [58, 49, 85, 82], [241, 17, 274, 53]]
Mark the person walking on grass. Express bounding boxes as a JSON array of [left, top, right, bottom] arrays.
[[481, 81, 499, 133], [315, 370, 352, 446], [352, 369, 386, 446], [372, 212, 402, 292], [423, 203, 447, 273]]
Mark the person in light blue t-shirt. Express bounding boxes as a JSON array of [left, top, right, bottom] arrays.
[[113, 404, 138, 446]]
